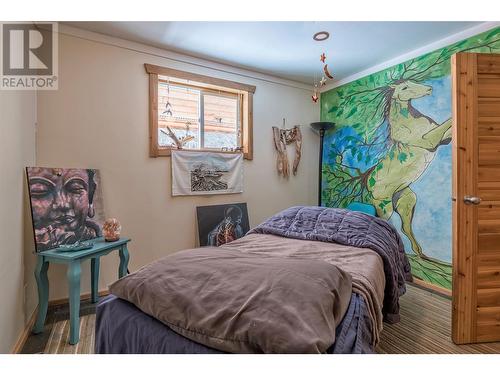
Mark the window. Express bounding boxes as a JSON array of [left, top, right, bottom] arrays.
[[157, 82, 240, 150], [145, 64, 255, 160]]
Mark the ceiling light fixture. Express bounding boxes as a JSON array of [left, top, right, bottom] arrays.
[[313, 31, 329, 41]]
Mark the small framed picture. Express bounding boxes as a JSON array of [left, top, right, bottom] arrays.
[[196, 203, 250, 247]]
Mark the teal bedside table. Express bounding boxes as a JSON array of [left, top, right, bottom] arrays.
[[32, 237, 130, 345]]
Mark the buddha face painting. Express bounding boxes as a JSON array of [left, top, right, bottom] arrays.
[[26, 167, 105, 251]]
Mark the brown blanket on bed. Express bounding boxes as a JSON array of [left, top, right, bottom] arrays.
[[222, 234, 385, 345], [109, 247, 352, 354]]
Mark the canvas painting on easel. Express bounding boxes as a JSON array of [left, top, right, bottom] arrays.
[[26, 167, 105, 252]]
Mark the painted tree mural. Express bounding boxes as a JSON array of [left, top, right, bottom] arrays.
[[320, 27, 500, 289]]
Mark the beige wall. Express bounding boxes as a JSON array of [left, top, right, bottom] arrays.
[[0, 89, 36, 352], [36, 31, 319, 301]]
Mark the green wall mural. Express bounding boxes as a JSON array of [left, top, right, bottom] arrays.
[[320, 27, 500, 289]]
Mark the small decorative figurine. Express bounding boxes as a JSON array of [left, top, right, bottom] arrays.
[[103, 218, 121, 242]]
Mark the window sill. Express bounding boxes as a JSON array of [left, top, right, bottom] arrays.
[[151, 146, 252, 160]]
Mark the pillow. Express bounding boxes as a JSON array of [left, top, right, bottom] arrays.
[[346, 202, 376, 216], [109, 247, 352, 353]]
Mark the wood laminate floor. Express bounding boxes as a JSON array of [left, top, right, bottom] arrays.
[[377, 285, 500, 353], [21, 284, 500, 354]]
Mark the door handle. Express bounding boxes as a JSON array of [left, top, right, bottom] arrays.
[[464, 196, 481, 205]]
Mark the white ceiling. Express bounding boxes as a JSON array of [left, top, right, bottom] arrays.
[[67, 21, 481, 84]]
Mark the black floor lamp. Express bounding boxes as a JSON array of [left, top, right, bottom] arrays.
[[310, 122, 335, 206]]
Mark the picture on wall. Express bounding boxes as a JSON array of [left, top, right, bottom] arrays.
[[319, 27, 500, 290], [172, 150, 243, 196], [26, 167, 106, 252], [196, 203, 250, 247]]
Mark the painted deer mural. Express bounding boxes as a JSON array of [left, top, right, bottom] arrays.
[[320, 28, 500, 288], [368, 80, 452, 260]]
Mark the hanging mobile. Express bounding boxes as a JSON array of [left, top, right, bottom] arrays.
[[310, 30, 334, 103]]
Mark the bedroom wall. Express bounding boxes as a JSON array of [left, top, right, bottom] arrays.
[[0, 90, 36, 352], [319, 26, 500, 290], [35, 27, 319, 301]]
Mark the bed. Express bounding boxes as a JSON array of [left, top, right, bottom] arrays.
[[95, 206, 412, 354]]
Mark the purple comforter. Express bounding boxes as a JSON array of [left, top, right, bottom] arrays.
[[248, 206, 412, 323], [96, 292, 374, 354]]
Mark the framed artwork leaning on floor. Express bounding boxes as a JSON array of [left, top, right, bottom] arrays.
[[196, 203, 250, 247]]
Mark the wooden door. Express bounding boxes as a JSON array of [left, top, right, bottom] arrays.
[[452, 52, 500, 344]]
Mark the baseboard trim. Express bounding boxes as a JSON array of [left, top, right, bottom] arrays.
[[10, 307, 38, 354], [48, 289, 110, 307], [410, 278, 452, 299], [10, 289, 109, 353]]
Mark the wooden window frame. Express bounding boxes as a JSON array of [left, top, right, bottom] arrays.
[[145, 63, 255, 160]]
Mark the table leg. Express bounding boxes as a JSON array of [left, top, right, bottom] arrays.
[[67, 261, 81, 345], [119, 244, 130, 278], [33, 257, 49, 334], [91, 257, 100, 303]]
